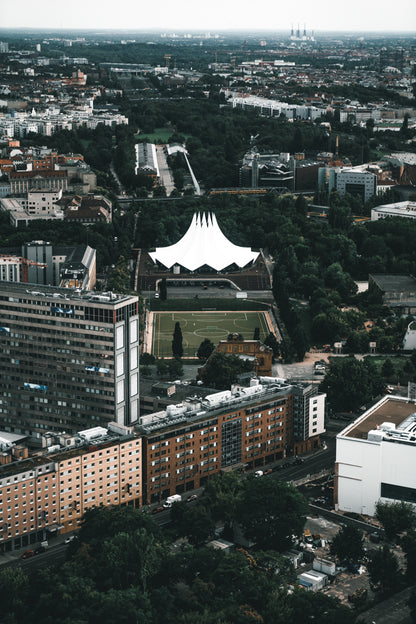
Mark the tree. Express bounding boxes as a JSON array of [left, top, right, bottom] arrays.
[[367, 545, 402, 595], [330, 524, 364, 562], [179, 505, 216, 547], [172, 322, 183, 358], [108, 255, 131, 293], [320, 356, 384, 412], [402, 529, 416, 584], [201, 353, 253, 390], [253, 327, 260, 341], [381, 357, 395, 379], [159, 277, 167, 301], [263, 332, 280, 360], [153, 185, 167, 197], [203, 471, 242, 523], [168, 358, 183, 378], [237, 479, 308, 552], [156, 358, 169, 378], [409, 586, 416, 623], [375, 500, 416, 540], [197, 338, 215, 361], [292, 325, 309, 361]]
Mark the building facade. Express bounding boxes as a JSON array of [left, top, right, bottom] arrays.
[[0, 423, 142, 551], [10, 170, 68, 194], [214, 334, 273, 377], [371, 200, 416, 221], [0, 283, 140, 439], [335, 395, 416, 516], [0, 241, 96, 290], [138, 378, 325, 504]]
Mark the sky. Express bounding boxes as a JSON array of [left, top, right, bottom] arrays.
[[2, 0, 416, 33]]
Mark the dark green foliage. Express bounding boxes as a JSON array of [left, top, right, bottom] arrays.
[[201, 352, 253, 389], [156, 358, 169, 378], [172, 322, 183, 358], [108, 255, 131, 293], [330, 524, 364, 562], [367, 545, 403, 595], [159, 277, 167, 301], [263, 332, 280, 359], [401, 529, 416, 583], [197, 338, 215, 361], [167, 357, 183, 378], [237, 479, 308, 552], [141, 353, 156, 365], [320, 356, 384, 412], [381, 357, 395, 378], [409, 585, 416, 623], [375, 501, 416, 540], [1, 499, 352, 624]]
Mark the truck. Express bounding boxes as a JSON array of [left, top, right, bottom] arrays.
[[163, 494, 182, 508]]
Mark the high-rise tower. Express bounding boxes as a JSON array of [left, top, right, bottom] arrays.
[[0, 283, 140, 440]]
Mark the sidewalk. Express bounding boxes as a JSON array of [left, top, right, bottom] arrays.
[[0, 531, 72, 567]]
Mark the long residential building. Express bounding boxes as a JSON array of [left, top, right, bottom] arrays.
[[138, 378, 326, 504], [0, 283, 140, 440], [0, 377, 325, 550], [335, 395, 416, 516], [0, 423, 142, 552]]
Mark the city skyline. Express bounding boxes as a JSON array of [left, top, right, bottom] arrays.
[[2, 0, 416, 33]]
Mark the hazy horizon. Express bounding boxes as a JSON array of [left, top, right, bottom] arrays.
[[2, 0, 415, 34]]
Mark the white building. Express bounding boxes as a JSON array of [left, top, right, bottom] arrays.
[[298, 570, 328, 591], [371, 201, 416, 221], [335, 395, 416, 516], [19, 189, 63, 215], [149, 212, 259, 272], [230, 95, 324, 121], [403, 321, 416, 350]]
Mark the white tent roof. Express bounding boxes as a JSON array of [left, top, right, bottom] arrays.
[[149, 212, 259, 272]]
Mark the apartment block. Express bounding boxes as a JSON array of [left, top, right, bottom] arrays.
[[0, 423, 142, 551], [138, 378, 325, 504], [0, 283, 139, 440]]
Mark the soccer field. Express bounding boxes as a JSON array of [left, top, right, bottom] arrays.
[[150, 311, 272, 358]]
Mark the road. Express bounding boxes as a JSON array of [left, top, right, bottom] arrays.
[[2, 542, 67, 572], [155, 145, 175, 195], [151, 285, 274, 300]]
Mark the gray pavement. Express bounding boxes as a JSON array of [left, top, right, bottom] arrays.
[[155, 145, 175, 195]]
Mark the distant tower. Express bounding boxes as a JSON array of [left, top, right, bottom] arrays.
[[297, 23, 300, 38], [291, 23, 294, 37], [303, 23, 307, 37], [335, 135, 339, 158]]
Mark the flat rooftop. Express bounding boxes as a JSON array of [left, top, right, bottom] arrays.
[[0, 281, 136, 305], [342, 396, 416, 441], [370, 274, 416, 293]]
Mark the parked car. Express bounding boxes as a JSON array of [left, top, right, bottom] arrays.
[[187, 494, 198, 503], [151, 506, 164, 515], [21, 550, 34, 559], [64, 535, 75, 544]]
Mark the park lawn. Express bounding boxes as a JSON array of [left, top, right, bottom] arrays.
[[135, 128, 191, 143], [135, 128, 174, 143], [152, 311, 270, 358]]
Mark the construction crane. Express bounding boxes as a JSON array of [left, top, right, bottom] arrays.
[[0, 255, 47, 283]]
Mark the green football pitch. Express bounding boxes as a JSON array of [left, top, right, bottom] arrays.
[[150, 311, 271, 358]]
